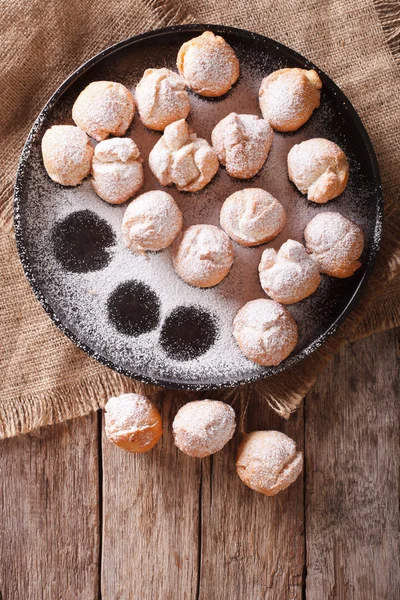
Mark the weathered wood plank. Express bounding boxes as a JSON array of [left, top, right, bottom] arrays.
[[197, 387, 305, 600], [305, 328, 400, 599], [0, 413, 100, 600], [101, 391, 201, 600]]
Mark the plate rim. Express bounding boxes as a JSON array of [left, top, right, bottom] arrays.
[[14, 23, 384, 391]]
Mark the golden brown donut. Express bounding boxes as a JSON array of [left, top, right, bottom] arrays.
[[288, 138, 349, 203], [91, 138, 144, 205], [236, 431, 303, 496], [41, 125, 93, 186], [220, 188, 286, 247], [122, 190, 183, 253], [259, 68, 322, 132], [148, 119, 219, 192], [104, 393, 162, 453], [72, 81, 135, 142], [233, 299, 298, 366], [172, 224, 234, 288], [211, 113, 273, 179], [259, 239, 321, 304], [135, 68, 190, 131], [304, 212, 364, 278], [177, 31, 239, 97], [173, 400, 236, 458]]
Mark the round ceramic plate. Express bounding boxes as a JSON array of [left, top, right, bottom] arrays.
[[14, 24, 382, 390]]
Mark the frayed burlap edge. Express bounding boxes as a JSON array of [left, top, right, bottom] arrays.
[[374, 0, 400, 67], [3, 201, 399, 437], [1, 2, 400, 437]]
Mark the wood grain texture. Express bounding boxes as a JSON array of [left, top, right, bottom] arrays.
[[101, 391, 201, 600], [1, 329, 399, 599], [305, 328, 400, 599], [197, 387, 305, 600], [0, 413, 100, 600]]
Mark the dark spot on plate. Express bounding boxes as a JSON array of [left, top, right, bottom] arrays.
[[107, 280, 160, 336], [160, 306, 218, 361], [52, 210, 115, 272]]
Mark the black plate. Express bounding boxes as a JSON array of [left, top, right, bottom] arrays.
[[14, 24, 383, 391]]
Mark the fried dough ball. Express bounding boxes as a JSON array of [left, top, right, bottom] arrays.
[[91, 138, 144, 204], [41, 125, 93, 186], [104, 393, 162, 453], [288, 138, 349, 203], [259, 239, 321, 304], [211, 113, 273, 179], [72, 81, 134, 141], [173, 400, 236, 457], [135, 68, 190, 131], [236, 431, 303, 496], [220, 188, 286, 247], [259, 68, 322, 132], [149, 119, 219, 192], [304, 212, 364, 278], [177, 31, 239, 97], [122, 190, 183, 253], [233, 299, 298, 366], [172, 224, 234, 288]]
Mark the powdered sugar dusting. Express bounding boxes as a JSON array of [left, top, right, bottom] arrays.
[[122, 190, 183, 252], [72, 81, 135, 141], [237, 430, 303, 495], [211, 113, 273, 179], [135, 68, 190, 131], [259, 240, 321, 304], [41, 125, 93, 186], [173, 399, 236, 457], [15, 30, 382, 388]]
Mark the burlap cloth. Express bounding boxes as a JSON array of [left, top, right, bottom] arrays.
[[1, 0, 399, 439]]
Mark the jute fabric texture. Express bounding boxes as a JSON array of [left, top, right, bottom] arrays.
[[1, 0, 399, 437]]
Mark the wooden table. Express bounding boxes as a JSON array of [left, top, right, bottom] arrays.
[[0, 328, 398, 599]]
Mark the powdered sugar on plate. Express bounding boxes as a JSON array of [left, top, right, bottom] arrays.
[[15, 31, 382, 389]]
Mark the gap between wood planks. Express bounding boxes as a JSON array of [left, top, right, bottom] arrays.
[[96, 328, 399, 600]]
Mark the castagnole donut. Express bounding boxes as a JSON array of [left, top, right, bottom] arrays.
[[41, 125, 93, 186], [72, 81, 135, 142], [211, 113, 273, 179], [91, 138, 144, 205], [304, 212, 364, 278], [149, 119, 219, 192], [288, 138, 349, 203], [259, 239, 321, 304], [135, 68, 190, 131], [233, 299, 298, 366], [122, 190, 183, 253], [220, 188, 286, 247], [172, 224, 234, 288], [236, 431, 303, 496], [259, 68, 322, 132], [104, 393, 162, 453], [177, 31, 239, 97], [173, 400, 236, 458]]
